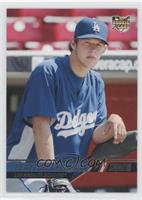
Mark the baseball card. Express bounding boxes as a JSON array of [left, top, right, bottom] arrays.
[[0, 1, 142, 200]]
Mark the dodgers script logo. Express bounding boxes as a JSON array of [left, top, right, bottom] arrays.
[[55, 109, 97, 138]]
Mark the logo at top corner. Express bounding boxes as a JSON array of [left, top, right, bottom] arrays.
[[112, 16, 130, 32], [92, 21, 100, 32]]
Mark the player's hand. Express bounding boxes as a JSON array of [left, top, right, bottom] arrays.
[[104, 114, 127, 144]]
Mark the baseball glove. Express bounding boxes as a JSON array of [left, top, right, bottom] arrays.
[[39, 178, 76, 192]]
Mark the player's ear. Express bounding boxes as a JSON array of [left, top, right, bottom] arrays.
[[70, 39, 77, 50], [102, 44, 108, 54]]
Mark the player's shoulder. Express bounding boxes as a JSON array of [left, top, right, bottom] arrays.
[[89, 69, 105, 91], [32, 56, 65, 76], [90, 69, 104, 83]]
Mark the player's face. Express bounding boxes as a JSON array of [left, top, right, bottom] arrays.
[[74, 38, 107, 69]]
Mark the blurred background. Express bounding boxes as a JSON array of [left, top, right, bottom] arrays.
[[7, 8, 137, 136]]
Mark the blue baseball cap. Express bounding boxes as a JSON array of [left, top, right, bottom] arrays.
[[74, 17, 108, 45]]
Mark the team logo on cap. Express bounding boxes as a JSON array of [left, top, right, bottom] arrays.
[[112, 16, 130, 32], [92, 21, 100, 32]]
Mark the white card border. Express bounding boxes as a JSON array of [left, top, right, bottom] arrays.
[[0, 1, 142, 200]]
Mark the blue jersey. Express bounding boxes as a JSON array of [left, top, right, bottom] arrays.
[[7, 55, 107, 160]]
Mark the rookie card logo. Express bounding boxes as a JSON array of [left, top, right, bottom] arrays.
[[112, 16, 130, 32]]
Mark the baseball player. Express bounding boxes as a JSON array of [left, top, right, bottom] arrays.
[[7, 17, 137, 192]]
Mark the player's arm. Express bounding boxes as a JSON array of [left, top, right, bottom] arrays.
[[32, 116, 55, 160], [92, 114, 127, 144], [32, 116, 76, 192]]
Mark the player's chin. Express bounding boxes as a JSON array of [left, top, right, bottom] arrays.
[[87, 57, 98, 64], [86, 60, 97, 69]]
